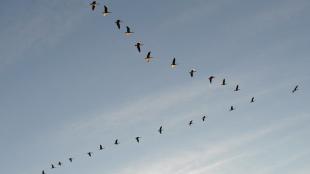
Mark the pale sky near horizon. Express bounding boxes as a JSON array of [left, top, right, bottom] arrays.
[[0, 0, 310, 174]]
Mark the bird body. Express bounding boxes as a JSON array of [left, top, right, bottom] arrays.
[[208, 76, 215, 84], [234, 85, 240, 91], [69, 158, 73, 162], [135, 42, 142, 53], [42, 170, 45, 174], [90, 1, 98, 11], [230, 106, 235, 111], [145, 51, 153, 62], [202, 116, 207, 122], [115, 20, 122, 29], [250, 97, 255, 103], [136, 136, 141, 143], [125, 26, 134, 36], [114, 139, 119, 145], [158, 126, 163, 134], [171, 58, 177, 68], [51, 164, 55, 169], [189, 69, 197, 77], [102, 5, 111, 16], [292, 85, 299, 93], [222, 79, 226, 85], [189, 120, 193, 126], [87, 152, 93, 157], [99, 144, 104, 150]]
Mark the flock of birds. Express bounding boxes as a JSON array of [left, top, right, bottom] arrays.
[[40, 1, 300, 174]]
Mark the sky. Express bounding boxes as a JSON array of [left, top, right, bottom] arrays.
[[0, 0, 310, 174]]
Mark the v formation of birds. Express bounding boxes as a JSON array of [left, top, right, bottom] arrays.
[[41, 1, 301, 174]]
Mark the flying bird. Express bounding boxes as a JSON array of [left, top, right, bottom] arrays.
[[99, 144, 104, 150], [69, 158, 73, 162], [292, 85, 299, 93], [145, 51, 153, 62], [230, 106, 235, 111], [171, 58, 177, 68], [202, 115, 207, 122], [208, 76, 215, 84], [125, 26, 134, 36], [250, 97, 255, 103], [158, 126, 163, 134], [189, 69, 197, 77], [102, 5, 111, 16], [135, 136, 141, 143], [222, 79, 226, 85], [134, 42, 143, 53], [234, 85, 240, 91], [51, 164, 55, 169], [189, 120, 193, 126], [58, 161, 62, 166], [87, 152, 93, 157], [90, 1, 98, 11], [115, 19, 122, 29], [42, 170, 45, 174], [114, 139, 119, 145]]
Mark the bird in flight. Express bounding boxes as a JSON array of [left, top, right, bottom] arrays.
[[87, 152, 93, 157], [136, 137, 141, 143], [189, 120, 193, 126], [171, 58, 177, 68], [230, 106, 235, 111], [189, 69, 197, 77], [208, 76, 215, 84], [99, 144, 104, 150], [115, 19, 122, 29], [58, 161, 62, 166], [69, 158, 73, 162], [114, 139, 119, 145], [42, 170, 45, 174], [102, 5, 111, 16], [90, 1, 98, 11], [145, 51, 153, 62], [234, 85, 240, 91], [202, 115, 207, 122], [222, 79, 226, 85], [135, 42, 143, 53], [51, 164, 55, 169], [125, 26, 134, 36], [158, 126, 163, 134], [292, 85, 299, 93], [250, 97, 255, 103]]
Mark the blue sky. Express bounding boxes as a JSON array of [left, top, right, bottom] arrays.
[[0, 0, 310, 174]]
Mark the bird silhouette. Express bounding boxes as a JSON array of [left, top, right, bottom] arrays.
[[230, 106, 235, 111], [87, 152, 93, 157], [125, 26, 134, 36], [135, 42, 142, 53], [234, 85, 240, 91], [158, 126, 163, 134], [202, 116, 207, 122], [90, 1, 98, 11], [208, 76, 215, 84], [189, 120, 193, 126], [69, 158, 73, 162], [51, 164, 55, 169], [250, 97, 255, 103], [114, 139, 119, 145], [171, 58, 177, 68], [99, 144, 104, 150], [136, 136, 141, 143], [292, 85, 299, 93], [222, 79, 226, 85], [102, 5, 111, 16], [145, 51, 153, 62], [58, 161, 62, 166], [42, 170, 45, 174], [115, 19, 122, 29], [189, 69, 197, 77]]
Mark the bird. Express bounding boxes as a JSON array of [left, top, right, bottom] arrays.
[[230, 106, 235, 111], [189, 69, 197, 77], [42, 170, 45, 174], [58, 161, 62, 166], [292, 85, 299, 93], [222, 79, 226, 85], [208, 76, 215, 84], [69, 158, 73, 162], [90, 1, 98, 11], [99, 144, 104, 150], [171, 58, 177, 68], [134, 42, 143, 53], [189, 120, 193, 126], [51, 164, 55, 169], [125, 26, 134, 36], [102, 5, 111, 16], [114, 139, 119, 145], [135, 136, 141, 143], [250, 97, 255, 103], [202, 115, 207, 122], [87, 152, 93, 157], [145, 51, 153, 62], [234, 85, 240, 91], [115, 19, 122, 29], [158, 126, 163, 134]]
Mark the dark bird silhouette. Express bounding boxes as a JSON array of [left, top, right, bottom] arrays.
[[158, 126, 163, 134], [145, 51, 153, 62], [99, 144, 104, 150], [189, 120, 193, 126], [58, 161, 62, 166], [87, 152, 93, 157], [250, 97, 255, 103], [114, 139, 119, 145], [171, 58, 177, 68], [90, 1, 98, 11], [202, 115, 207, 122], [292, 85, 299, 93], [69, 158, 73, 162], [230, 106, 235, 111], [51, 164, 55, 169], [135, 42, 142, 53], [42, 170, 45, 174], [222, 79, 226, 85], [234, 85, 240, 91], [115, 19, 122, 29], [125, 26, 134, 36], [102, 5, 111, 16], [208, 76, 215, 84], [189, 69, 197, 77], [136, 136, 141, 143]]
